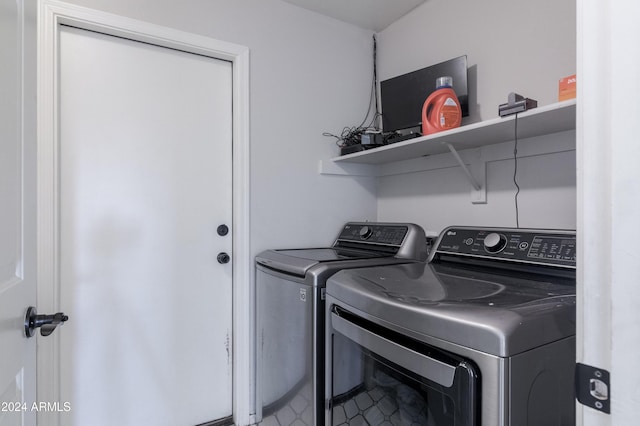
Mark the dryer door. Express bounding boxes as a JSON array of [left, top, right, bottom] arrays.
[[328, 306, 479, 426]]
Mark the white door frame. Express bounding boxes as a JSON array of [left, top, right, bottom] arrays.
[[36, 1, 251, 424], [577, 1, 640, 425]]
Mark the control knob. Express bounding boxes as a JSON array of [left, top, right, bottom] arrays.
[[484, 232, 507, 253], [359, 225, 373, 240]]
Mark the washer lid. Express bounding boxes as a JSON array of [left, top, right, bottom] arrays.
[[326, 262, 576, 357], [256, 248, 389, 277]]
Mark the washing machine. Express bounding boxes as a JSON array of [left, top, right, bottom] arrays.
[[325, 226, 577, 425], [255, 222, 427, 425]]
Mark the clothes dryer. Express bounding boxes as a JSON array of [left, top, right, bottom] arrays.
[[256, 222, 427, 425], [326, 226, 576, 426]]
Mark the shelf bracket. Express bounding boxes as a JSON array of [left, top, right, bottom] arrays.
[[445, 143, 487, 204], [446, 143, 480, 190]]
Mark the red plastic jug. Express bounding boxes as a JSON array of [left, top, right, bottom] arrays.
[[421, 76, 462, 135]]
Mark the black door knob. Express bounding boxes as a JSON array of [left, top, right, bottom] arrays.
[[24, 306, 69, 338], [217, 252, 230, 264]]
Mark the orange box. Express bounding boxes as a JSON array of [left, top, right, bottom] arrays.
[[558, 74, 576, 101]]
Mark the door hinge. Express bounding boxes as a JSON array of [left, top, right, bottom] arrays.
[[575, 363, 610, 414]]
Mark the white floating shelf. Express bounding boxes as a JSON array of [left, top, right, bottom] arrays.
[[329, 99, 576, 165]]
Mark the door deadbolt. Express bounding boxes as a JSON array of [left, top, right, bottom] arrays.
[[217, 224, 229, 236], [24, 306, 69, 338]]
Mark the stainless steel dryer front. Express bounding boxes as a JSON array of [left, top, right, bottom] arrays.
[[255, 222, 427, 426], [325, 226, 577, 426]]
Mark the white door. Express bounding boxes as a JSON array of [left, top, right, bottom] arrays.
[[0, 0, 36, 425], [54, 25, 233, 425]]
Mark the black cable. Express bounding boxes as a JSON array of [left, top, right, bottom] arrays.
[[322, 126, 366, 148], [323, 35, 381, 148], [513, 113, 520, 228], [356, 34, 380, 130], [372, 34, 380, 128]]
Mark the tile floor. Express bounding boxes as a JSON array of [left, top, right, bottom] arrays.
[[258, 370, 435, 425], [259, 383, 313, 426], [331, 384, 431, 426]]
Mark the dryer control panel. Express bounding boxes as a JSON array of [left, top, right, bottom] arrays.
[[431, 227, 576, 268], [334, 222, 428, 261], [337, 223, 408, 245]]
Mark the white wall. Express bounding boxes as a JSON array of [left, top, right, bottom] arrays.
[[376, 0, 577, 233], [378, 0, 576, 123], [377, 133, 577, 233], [62, 0, 378, 253]]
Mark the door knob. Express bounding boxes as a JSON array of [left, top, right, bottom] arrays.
[[217, 252, 230, 264], [24, 306, 69, 338]]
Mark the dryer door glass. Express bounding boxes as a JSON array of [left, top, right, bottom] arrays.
[[329, 307, 478, 426]]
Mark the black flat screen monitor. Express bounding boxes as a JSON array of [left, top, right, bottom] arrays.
[[381, 55, 468, 134]]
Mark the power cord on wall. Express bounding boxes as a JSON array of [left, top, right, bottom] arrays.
[[323, 35, 381, 147], [513, 113, 521, 228]]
